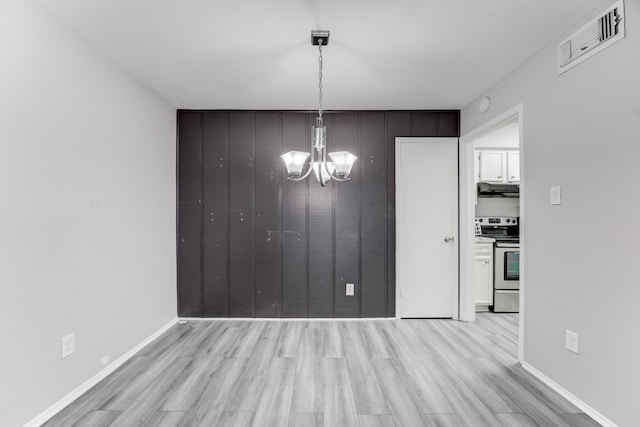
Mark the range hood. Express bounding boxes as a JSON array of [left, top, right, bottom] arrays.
[[477, 182, 520, 197]]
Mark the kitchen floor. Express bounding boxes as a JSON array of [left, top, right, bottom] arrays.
[[44, 314, 599, 427]]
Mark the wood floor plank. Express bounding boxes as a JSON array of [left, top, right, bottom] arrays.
[[291, 327, 325, 413], [420, 357, 502, 427], [143, 410, 186, 427], [288, 413, 324, 427], [109, 357, 196, 427], [43, 357, 153, 427], [442, 356, 518, 414], [504, 363, 582, 414], [99, 355, 177, 411], [379, 324, 454, 415], [322, 358, 359, 427], [191, 323, 227, 357], [323, 323, 344, 358], [361, 321, 393, 359], [73, 410, 121, 427], [558, 413, 602, 427], [426, 414, 467, 427], [372, 358, 428, 427], [179, 357, 247, 426], [471, 358, 572, 426], [216, 411, 255, 427], [342, 327, 389, 415], [409, 320, 473, 360], [252, 358, 296, 427], [226, 324, 283, 411], [394, 320, 439, 359], [172, 326, 212, 357], [495, 413, 539, 427], [391, 347, 455, 414], [229, 322, 267, 357], [136, 324, 194, 358], [358, 414, 397, 427], [204, 326, 243, 357], [276, 322, 303, 358], [456, 321, 518, 366], [162, 356, 224, 410]]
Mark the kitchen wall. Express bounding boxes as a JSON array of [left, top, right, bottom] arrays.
[[177, 110, 459, 318], [0, 2, 177, 426], [461, 1, 640, 425], [475, 198, 520, 217]]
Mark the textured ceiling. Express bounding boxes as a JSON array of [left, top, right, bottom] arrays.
[[37, 0, 613, 109]]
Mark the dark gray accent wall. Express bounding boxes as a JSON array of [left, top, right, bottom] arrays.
[[177, 110, 460, 318]]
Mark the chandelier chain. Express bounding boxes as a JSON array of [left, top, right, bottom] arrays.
[[318, 41, 323, 120]]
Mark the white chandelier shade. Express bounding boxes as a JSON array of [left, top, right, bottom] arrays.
[[280, 151, 310, 179]]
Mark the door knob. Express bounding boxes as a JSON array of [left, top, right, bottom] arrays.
[[444, 236, 454, 243]]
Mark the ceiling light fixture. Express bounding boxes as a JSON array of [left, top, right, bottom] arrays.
[[280, 30, 357, 186]]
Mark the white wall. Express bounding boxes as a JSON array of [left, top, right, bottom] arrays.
[[462, 2, 640, 426], [0, 1, 177, 426], [474, 120, 519, 148]]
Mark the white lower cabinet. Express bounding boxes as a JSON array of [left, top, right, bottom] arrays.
[[474, 242, 493, 311]]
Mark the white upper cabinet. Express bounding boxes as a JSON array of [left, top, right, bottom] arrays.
[[507, 151, 520, 183], [478, 151, 505, 182], [477, 149, 520, 183]]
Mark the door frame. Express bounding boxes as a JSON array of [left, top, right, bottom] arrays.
[[395, 137, 459, 320], [459, 103, 525, 362]]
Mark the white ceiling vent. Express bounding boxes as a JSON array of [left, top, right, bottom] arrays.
[[557, 0, 625, 74]]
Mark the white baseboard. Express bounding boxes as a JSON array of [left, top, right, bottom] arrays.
[[24, 317, 178, 427], [179, 317, 396, 322], [522, 362, 618, 427]]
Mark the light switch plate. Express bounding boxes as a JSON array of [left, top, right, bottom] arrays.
[[550, 186, 562, 205], [346, 283, 355, 296]]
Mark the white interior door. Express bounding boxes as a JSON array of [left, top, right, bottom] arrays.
[[396, 137, 458, 318]]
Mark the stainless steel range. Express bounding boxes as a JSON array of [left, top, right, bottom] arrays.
[[475, 217, 520, 313]]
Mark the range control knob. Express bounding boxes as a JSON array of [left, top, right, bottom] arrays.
[[479, 218, 483, 223], [506, 219, 510, 223]]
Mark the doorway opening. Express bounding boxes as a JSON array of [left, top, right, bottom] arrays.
[[459, 104, 525, 362]]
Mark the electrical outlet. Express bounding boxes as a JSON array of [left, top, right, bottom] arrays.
[[61, 333, 75, 359], [565, 330, 579, 354], [346, 283, 355, 296], [99, 355, 110, 366]]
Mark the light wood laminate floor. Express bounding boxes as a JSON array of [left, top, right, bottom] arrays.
[[44, 314, 600, 427]]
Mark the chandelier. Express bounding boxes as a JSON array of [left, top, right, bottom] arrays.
[[280, 30, 358, 186]]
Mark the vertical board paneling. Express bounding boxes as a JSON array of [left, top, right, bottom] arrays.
[[203, 112, 230, 316], [359, 112, 387, 317], [411, 112, 437, 136], [385, 112, 411, 317], [178, 112, 203, 204], [438, 111, 460, 137], [177, 111, 202, 317], [229, 112, 255, 317], [308, 113, 334, 317], [178, 204, 202, 316], [255, 113, 283, 317], [282, 113, 309, 317], [333, 113, 359, 317], [177, 110, 459, 318]]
